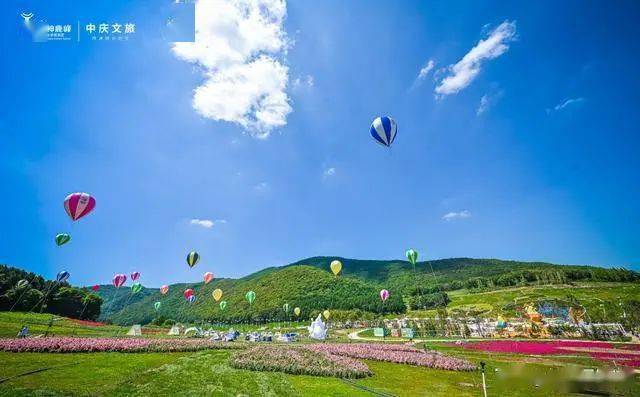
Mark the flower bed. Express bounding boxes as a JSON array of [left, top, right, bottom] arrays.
[[0, 337, 244, 353], [306, 343, 476, 371], [457, 340, 640, 368], [229, 345, 371, 379]]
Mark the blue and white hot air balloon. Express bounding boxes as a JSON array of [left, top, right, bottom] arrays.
[[56, 271, 70, 283], [370, 116, 397, 147]]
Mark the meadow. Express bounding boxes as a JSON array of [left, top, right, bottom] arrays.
[[0, 313, 638, 396]]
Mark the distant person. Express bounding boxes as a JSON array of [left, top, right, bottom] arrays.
[[17, 325, 29, 338]]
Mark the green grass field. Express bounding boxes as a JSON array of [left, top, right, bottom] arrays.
[[1, 347, 638, 396], [0, 312, 638, 396]]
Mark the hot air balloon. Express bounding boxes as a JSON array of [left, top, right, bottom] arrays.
[[245, 290, 256, 305], [154, 302, 161, 311], [204, 272, 214, 284], [184, 288, 194, 300], [130, 272, 141, 282], [187, 295, 196, 304], [370, 116, 397, 147], [330, 260, 342, 276], [112, 274, 127, 288], [219, 300, 227, 310], [16, 279, 29, 289], [283, 303, 290, 313], [294, 307, 301, 317], [186, 251, 200, 268], [64, 192, 96, 221], [323, 310, 331, 320], [406, 249, 418, 266], [55, 233, 71, 246], [212, 288, 223, 302], [160, 285, 169, 295], [131, 282, 143, 294], [380, 289, 390, 302], [91, 285, 99, 292], [56, 271, 70, 283]]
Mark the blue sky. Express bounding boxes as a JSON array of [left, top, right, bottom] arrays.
[[1, 0, 639, 287]]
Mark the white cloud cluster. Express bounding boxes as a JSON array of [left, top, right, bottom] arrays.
[[442, 210, 471, 221], [547, 97, 584, 114], [190, 218, 227, 228], [435, 21, 517, 96], [172, 0, 291, 138]]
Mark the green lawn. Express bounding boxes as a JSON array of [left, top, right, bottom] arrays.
[[0, 312, 126, 338], [1, 345, 638, 396]]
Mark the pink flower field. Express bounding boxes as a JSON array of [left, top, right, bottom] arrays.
[[457, 340, 640, 368], [307, 343, 477, 371], [230, 345, 372, 378], [0, 337, 243, 353]]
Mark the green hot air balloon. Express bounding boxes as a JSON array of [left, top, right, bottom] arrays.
[[245, 291, 256, 305], [131, 282, 143, 294], [406, 249, 418, 266], [219, 300, 227, 311], [154, 301, 161, 311], [283, 303, 290, 313], [55, 233, 71, 246]]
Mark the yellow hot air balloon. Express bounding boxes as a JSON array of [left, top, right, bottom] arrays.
[[330, 260, 342, 276], [294, 307, 301, 316], [323, 310, 331, 319], [212, 288, 223, 302]]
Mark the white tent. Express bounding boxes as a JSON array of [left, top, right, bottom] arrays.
[[184, 327, 203, 337], [126, 324, 142, 336], [308, 314, 327, 340], [167, 325, 182, 335]]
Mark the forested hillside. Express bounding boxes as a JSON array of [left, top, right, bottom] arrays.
[[97, 257, 638, 325]]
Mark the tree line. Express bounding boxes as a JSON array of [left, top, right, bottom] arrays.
[[0, 265, 102, 319]]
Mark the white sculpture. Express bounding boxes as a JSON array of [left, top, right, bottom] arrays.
[[308, 314, 327, 340]]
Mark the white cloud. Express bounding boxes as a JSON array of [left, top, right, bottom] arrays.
[[172, 0, 292, 138], [435, 21, 517, 96], [190, 218, 227, 228], [323, 167, 336, 178], [417, 59, 435, 80], [477, 95, 490, 115], [254, 182, 269, 192], [292, 75, 314, 89], [546, 97, 584, 114], [442, 210, 471, 221], [476, 90, 503, 115]]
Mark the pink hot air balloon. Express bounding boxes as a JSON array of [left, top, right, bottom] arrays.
[[184, 288, 194, 301], [204, 272, 214, 284], [112, 274, 127, 288], [64, 192, 96, 221], [91, 285, 99, 292], [160, 285, 169, 295], [130, 272, 141, 281], [380, 289, 390, 302]]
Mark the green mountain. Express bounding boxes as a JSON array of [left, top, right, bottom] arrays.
[[97, 257, 639, 325]]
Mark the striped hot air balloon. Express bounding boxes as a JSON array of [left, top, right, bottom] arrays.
[[186, 251, 200, 268], [56, 271, 70, 283], [63, 193, 96, 221], [112, 274, 127, 288], [130, 272, 141, 281], [370, 116, 397, 147]]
